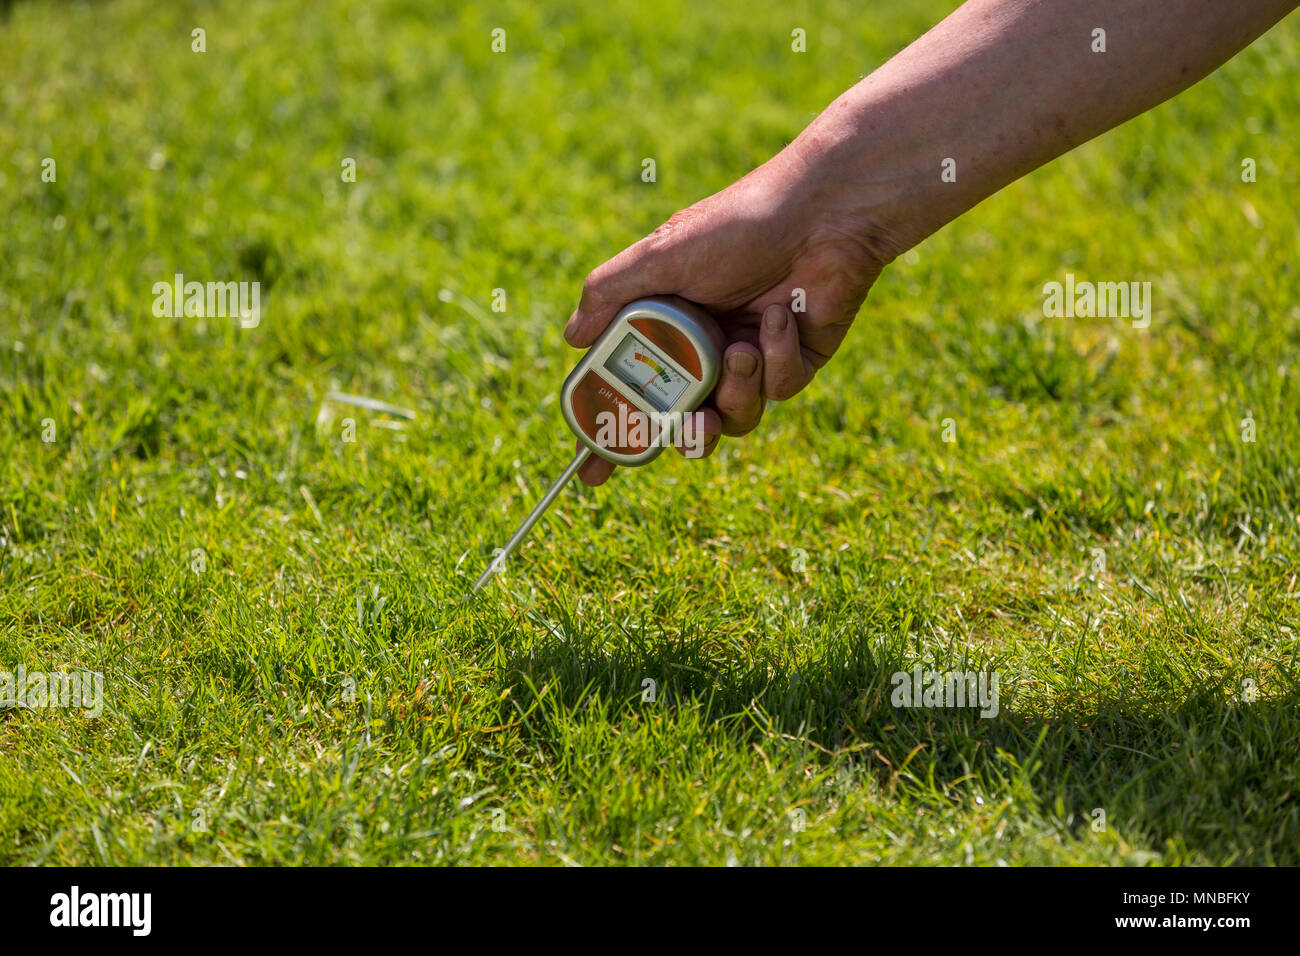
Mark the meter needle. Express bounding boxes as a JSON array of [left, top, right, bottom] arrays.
[[471, 448, 592, 594]]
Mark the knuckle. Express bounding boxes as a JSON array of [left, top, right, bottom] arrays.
[[646, 206, 700, 255], [722, 417, 761, 438], [579, 269, 605, 304], [771, 379, 801, 401], [719, 397, 764, 437]]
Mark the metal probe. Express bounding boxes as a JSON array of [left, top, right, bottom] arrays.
[[471, 449, 591, 593]]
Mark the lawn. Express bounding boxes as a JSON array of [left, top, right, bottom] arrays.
[[1, 0, 1297, 865]]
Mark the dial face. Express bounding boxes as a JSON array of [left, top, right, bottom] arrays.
[[603, 333, 690, 412]]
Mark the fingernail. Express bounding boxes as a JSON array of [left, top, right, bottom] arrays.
[[726, 352, 758, 377], [764, 305, 788, 333], [564, 309, 584, 340]]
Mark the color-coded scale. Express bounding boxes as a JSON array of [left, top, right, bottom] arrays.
[[635, 351, 671, 389]]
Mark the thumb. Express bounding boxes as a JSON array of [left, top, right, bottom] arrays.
[[563, 234, 680, 348]]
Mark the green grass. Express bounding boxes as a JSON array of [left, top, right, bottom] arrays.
[[2, 0, 1298, 865]]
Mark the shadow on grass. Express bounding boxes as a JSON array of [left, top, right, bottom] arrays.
[[496, 625, 1300, 865]]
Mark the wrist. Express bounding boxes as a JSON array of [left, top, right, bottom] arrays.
[[780, 103, 919, 268]]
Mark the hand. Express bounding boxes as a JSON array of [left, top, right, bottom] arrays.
[[563, 151, 894, 485]]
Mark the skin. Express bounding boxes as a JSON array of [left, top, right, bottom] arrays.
[[564, 0, 1299, 485]]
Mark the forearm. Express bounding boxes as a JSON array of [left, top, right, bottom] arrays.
[[783, 0, 1298, 258]]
